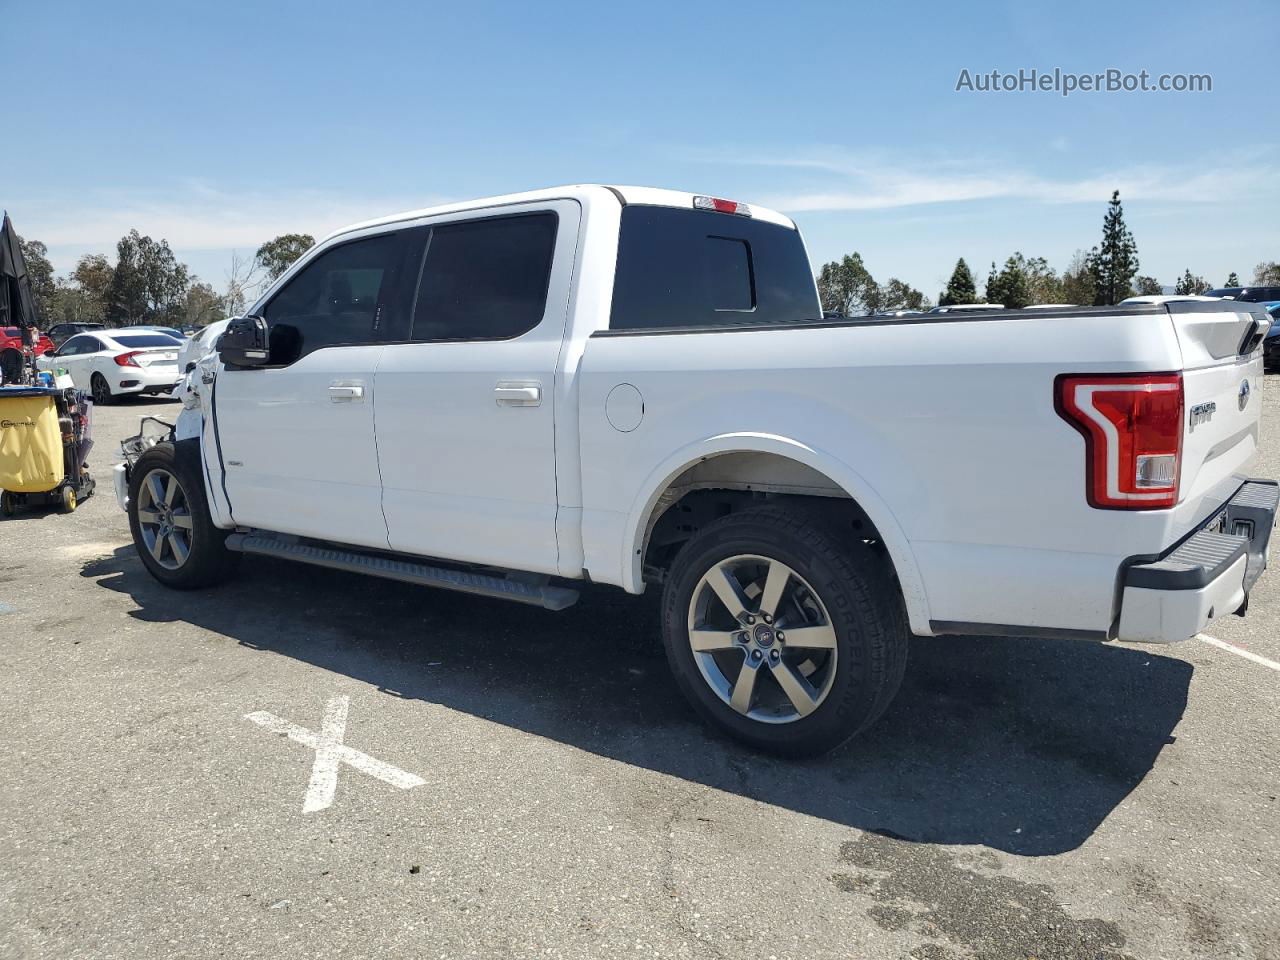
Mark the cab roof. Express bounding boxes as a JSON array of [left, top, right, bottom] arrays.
[[322, 184, 798, 244]]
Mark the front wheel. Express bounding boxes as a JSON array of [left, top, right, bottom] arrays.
[[661, 507, 908, 757], [128, 442, 239, 588]]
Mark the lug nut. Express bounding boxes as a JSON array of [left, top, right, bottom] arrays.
[[776, 631, 785, 642], [762, 614, 773, 624], [769, 649, 780, 662], [743, 615, 756, 625], [736, 632, 748, 644], [750, 649, 763, 662]]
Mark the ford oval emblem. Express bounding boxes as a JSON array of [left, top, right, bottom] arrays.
[[1239, 378, 1251, 411]]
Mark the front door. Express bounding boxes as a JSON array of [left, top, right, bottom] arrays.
[[375, 201, 580, 575], [214, 228, 412, 549]]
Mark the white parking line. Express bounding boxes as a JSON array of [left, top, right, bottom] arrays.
[[245, 696, 426, 813], [1195, 633, 1280, 673]]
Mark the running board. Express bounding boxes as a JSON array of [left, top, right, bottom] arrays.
[[224, 533, 580, 611]]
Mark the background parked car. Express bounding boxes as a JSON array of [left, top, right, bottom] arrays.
[[35, 330, 182, 404], [0, 326, 56, 384], [177, 318, 229, 372], [1203, 286, 1280, 306], [45, 321, 106, 348], [927, 303, 1006, 313]]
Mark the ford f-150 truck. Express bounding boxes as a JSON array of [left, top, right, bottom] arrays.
[[114, 184, 1277, 756]]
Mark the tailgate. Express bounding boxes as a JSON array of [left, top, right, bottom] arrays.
[[1170, 301, 1268, 505]]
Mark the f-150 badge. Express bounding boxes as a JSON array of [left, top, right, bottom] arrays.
[[1189, 402, 1216, 431]]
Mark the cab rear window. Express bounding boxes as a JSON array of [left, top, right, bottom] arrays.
[[609, 206, 819, 330]]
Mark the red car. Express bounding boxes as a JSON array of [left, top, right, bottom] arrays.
[[0, 327, 56, 385]]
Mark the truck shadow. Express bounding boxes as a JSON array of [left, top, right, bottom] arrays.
[[83, 548, 1191, 857]]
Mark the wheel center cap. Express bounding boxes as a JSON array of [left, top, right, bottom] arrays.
[[753, 624, 777, 647]]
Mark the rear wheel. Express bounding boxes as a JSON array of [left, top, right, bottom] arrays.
[[0, 491, 15, 517], [128, 443, 239, 588], [60, 486, 77, 513], [90, 373, 114, 406], [661, 506, 908, 757]]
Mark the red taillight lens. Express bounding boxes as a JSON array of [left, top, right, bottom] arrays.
[[1055, 373, 1184, 509], [114, 351, 142, 367]]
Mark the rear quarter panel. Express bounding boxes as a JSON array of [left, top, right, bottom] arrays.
[[578, 309, 1250, 636]]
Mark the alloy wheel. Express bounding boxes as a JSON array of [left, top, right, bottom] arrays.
[[685, 554, 839, 723], [136, 468, 194, 570]]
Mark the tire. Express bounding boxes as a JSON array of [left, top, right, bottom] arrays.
[[0, 491, 15, 517], [127, 442, 239, 588], [661, 506, 908, 757], [60, 486, 77, 513], [90, 373, 114, 406]]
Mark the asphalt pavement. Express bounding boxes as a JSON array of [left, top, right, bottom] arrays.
[[1, 387, 1277, 960]]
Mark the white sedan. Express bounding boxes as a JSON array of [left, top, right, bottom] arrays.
[[37, 329, 183, 404]]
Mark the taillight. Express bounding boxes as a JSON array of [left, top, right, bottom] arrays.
[[1055, 373, 1184, 509], [693, 195, 751, 217], [114, 351, 142, 367]]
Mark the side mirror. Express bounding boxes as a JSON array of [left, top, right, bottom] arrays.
[[217, 315, 270, 368]]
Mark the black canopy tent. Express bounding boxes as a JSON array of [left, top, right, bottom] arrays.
[[0, 211, 41, 335], [0, 212, 43, 383]]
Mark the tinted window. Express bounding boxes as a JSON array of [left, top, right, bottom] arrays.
[[410, 213, 557, 341], [705, 238, 754, 311], [610, 206, 820, 330], [263, 232, 405, 362], [1240, 287, 1280, 302], [3, 327, 18, 337], [111, 335, 181, 348], [58, 335, 101, 356]]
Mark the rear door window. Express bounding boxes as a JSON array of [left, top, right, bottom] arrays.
[[409, 213, 558, 341]]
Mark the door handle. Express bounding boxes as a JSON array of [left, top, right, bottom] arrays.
[[329, 381, 365, 402], [494, 381, 542, 407]]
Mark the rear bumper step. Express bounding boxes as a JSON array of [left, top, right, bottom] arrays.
[[225, 533, 580, 611], [1117, 479, 1278, 643]]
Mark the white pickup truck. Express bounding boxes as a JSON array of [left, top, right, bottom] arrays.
[[115, 184, 1277, 756]]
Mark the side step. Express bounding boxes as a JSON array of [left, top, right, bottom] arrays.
[[224, 533, 580, 611]]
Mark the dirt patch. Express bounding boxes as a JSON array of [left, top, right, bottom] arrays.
[[833, 832, 1135, 960]]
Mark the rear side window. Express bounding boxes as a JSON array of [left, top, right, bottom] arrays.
[[410, 213, 558, 341], [609, 206, 819, 330]]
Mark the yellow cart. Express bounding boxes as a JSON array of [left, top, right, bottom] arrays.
[[0, 386, 95, 516]]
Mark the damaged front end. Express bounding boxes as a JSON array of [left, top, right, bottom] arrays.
[[113, 352, 216, 511]]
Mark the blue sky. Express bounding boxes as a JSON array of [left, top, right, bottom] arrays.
[[6, 0, 1277, 300]]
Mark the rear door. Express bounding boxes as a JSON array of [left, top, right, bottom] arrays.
[[1170, 300, 1267, 505], [213, 228, 415, 549], [374, 201, 580, 575]]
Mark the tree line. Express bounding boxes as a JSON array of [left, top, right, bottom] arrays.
[[819, 190, 1280, 315], [15, 232, 315, 330]]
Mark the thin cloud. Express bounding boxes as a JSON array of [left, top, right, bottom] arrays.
[[22, 182, 449, 257], [682, 146, 1279, 212]]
